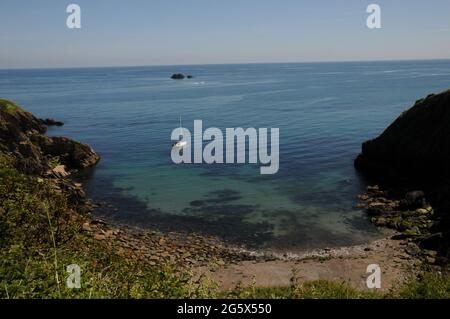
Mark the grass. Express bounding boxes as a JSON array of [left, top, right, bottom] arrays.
[[226, 275, 450, 299], [0, 154, 216, 298], [224, 281, 381, 299], [0, 99, 19, 113], [1, 153, 450, 299], [395, 273, 450, 299]]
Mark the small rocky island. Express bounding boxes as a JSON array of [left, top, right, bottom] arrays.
[[171, 73, 193, 80], [355, 89, 450, 260]]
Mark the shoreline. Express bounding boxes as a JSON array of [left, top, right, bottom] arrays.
[[85, 213, 427, 292]]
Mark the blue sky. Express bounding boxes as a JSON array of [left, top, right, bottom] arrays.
[[1, 0, 450, 68]]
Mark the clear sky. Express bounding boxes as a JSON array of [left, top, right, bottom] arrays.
[[1, 0, 450, 68]]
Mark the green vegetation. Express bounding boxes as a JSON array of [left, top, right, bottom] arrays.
[[1, 153, 450, 299], [395, 273, 450, 299], [226, 276, 450, 299], [224, 281, 380, 299], [47, 156, 61, 170], [0, 154, 215, 299], [0, 99, 19, 113]]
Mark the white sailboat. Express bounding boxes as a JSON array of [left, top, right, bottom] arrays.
[[172, 115, 188, 149]]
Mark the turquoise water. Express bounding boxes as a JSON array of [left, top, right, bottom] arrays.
[[2, 60, 450, 251]]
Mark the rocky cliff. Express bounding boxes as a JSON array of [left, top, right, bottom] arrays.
[[355, 89, 450, 186], [0, 99, 100, 176], [0, 98, 100, 204], [355, 89, 450, 255]]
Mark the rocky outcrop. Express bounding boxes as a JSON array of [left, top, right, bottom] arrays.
[[355, 89, 450, 257], [34, 135, 100, 169], [355, 89, 450, 185], [41, 118, 64, 126], [171, 73, 185, 80], [0, 99, 100, 175], [171, 73, 193, 80], [358, 186, 434, 239]]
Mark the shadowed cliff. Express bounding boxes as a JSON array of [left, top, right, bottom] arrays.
[[355, 89, 450, 185], [355, 89, 450, 255]]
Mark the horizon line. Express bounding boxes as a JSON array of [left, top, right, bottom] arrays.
[[1, 57, 450, 71]]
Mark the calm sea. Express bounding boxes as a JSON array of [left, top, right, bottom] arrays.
[[2, 60, 450, 252]]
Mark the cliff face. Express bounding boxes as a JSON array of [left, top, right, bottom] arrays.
[[355, 89, 450, 186], [355, 89, 450, 254], [0, 99, 100, 176]]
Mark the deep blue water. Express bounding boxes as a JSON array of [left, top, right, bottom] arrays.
[[2, 60, 450, 252]]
